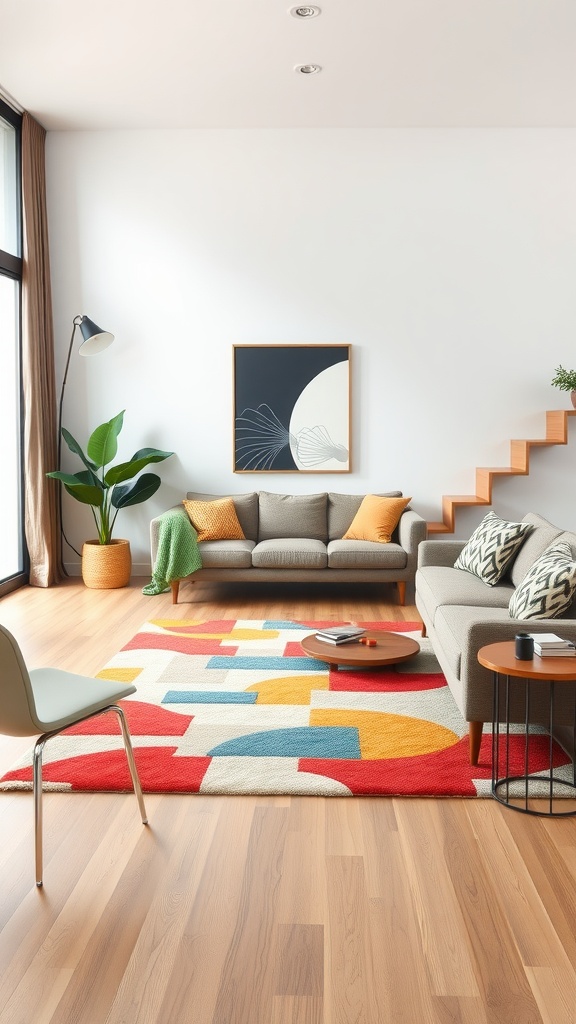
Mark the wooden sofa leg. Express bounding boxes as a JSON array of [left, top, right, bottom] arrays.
[[469, 721, 483, 766], [421, 621, 427, 638], [397, 581, 406, 606], [170, 580, 180, 605]]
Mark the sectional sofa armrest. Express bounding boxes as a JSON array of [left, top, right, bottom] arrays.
[[398, 509, 428, 568], [461, 618, 576, 662], [150, 504, 188, 564], [417, 539, 466, 569]]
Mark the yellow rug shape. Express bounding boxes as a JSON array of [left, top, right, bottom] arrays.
[[310, 708, 458, 759], [246, 674, 329, 705]]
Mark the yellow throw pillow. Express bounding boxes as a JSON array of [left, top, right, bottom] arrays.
[[182, 497, 245, 542], [342, 494, 411, 543]]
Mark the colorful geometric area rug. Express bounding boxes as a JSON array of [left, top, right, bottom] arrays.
[[1, 619, 572, 798]]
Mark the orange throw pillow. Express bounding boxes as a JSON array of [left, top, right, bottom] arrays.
[[342, 494, 411, 543], [182, 497, 245, 541]]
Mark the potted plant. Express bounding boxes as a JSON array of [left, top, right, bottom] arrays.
[[48, 410, 174, 588], [551, 365, 576, 408]]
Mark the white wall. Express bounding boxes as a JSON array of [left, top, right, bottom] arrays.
[[45, 128, 576, 574]]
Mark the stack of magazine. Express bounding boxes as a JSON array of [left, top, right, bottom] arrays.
[[529, 632, 576, 657], [314, 626, 366, 645]]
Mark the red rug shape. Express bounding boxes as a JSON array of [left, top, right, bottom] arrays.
[[0, 619, 572, 798]]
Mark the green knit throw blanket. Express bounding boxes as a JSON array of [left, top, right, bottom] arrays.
[[142, 509, 202, 596]]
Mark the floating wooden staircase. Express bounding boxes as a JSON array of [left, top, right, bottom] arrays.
[[427, 409, 576, 535]]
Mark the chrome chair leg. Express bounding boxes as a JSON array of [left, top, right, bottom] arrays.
[[33, 736, 47, 887], [30, 704, 147, 888], [110, 705, 149, 824]]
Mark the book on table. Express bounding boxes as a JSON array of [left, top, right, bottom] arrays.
[[536, 646, 576, 657], [314, 626, 366, 644], [527, 632, 573, 648], [315, 635, 365, 645]]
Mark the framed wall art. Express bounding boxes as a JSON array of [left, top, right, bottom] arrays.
[[233, 344, 351, 473]]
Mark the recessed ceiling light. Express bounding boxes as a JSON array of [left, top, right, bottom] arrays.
[[294, 63, 322, 75], [289, 6, 321, 18]]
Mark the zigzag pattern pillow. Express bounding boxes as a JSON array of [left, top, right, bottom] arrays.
[[454, 511, 532, 586], [509, 541, 576, 620]]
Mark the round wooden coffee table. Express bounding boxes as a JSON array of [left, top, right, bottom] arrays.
[[300, 629, 420, 669]]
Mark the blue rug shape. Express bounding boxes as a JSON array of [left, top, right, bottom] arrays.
[[263, 620, 307, 630], [208, 726, 361, 759], [207, 656, 324, 671], [162, 691, 258, 704]]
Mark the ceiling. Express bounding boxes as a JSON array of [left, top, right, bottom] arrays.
[[1, 0, 575, 131]]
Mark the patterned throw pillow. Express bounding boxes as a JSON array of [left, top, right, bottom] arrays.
[[182, 497, 245, 541], [509, 541, 576, 619], [454, 511, 532, 586]]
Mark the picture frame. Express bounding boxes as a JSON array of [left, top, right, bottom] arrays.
[[233, 343, 351, 473]]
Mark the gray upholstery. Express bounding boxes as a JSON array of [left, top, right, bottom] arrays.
[[415, 512, 576, 749], [327, 539, 406, 570], [150, 490, 428, 604], [257, 491, 328, 541], [416, 565, 514, 624], [433, 605, 576, 725], [198, 539, 255, 569], [417, 539, 466, 568], [252, 538, 328, 569]]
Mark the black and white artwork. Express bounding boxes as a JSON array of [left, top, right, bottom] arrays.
[[233, 344, 351, 472]]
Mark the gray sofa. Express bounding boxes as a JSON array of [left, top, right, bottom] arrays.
[[416, 512, 576, 765], [151, 489, 427, 605]]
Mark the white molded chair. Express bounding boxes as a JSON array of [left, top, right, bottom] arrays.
[[0, 623, 148, 887]]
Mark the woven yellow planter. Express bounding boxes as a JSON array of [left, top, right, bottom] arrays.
[[81, 539, 132, 589]]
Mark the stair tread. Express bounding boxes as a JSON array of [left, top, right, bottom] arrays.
[[427, 408, 575, 534]]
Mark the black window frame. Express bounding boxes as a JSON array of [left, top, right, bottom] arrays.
[[0, 96, 26, 597]]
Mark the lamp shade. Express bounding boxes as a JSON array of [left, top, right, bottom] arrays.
[[78, 316, 114, 355]]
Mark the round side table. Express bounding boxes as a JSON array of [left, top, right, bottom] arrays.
[[477, 641, 576, 816]]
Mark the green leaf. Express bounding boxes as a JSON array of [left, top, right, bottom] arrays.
[[111, 473, 161, 509], [60, 428, 98, 473], [86, 411, 125, 468], [105, 448, 174, 486], [63, 481, 105, 507]]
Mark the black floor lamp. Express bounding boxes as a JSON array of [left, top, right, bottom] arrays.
[[58, 315, 114, 568]]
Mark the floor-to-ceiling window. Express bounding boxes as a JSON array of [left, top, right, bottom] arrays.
[[0, 98, 24, 595]]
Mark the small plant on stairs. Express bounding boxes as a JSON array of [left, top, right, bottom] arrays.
[[551, 365, 576, 408]]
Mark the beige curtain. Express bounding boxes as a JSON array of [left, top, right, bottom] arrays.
[[21, 111, 63, 586]]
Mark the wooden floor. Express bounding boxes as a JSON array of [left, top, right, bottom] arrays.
[[0, 579, 575, 1024]]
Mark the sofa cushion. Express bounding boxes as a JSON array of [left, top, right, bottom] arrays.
[[328, 491, 402, 541], [508, 513, 563, 587], [186, 491, 258, 541], [182, 497, 245, 541], [327, 540, 406, 570], [342, 494, 411, 544], [509, 541, 576, 620], [198, 539, 255, 569], [257, 491, 327, 542], [416, 565, 514, 626], [454, 511, 532, 586], [251, 539, 328, 569]]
